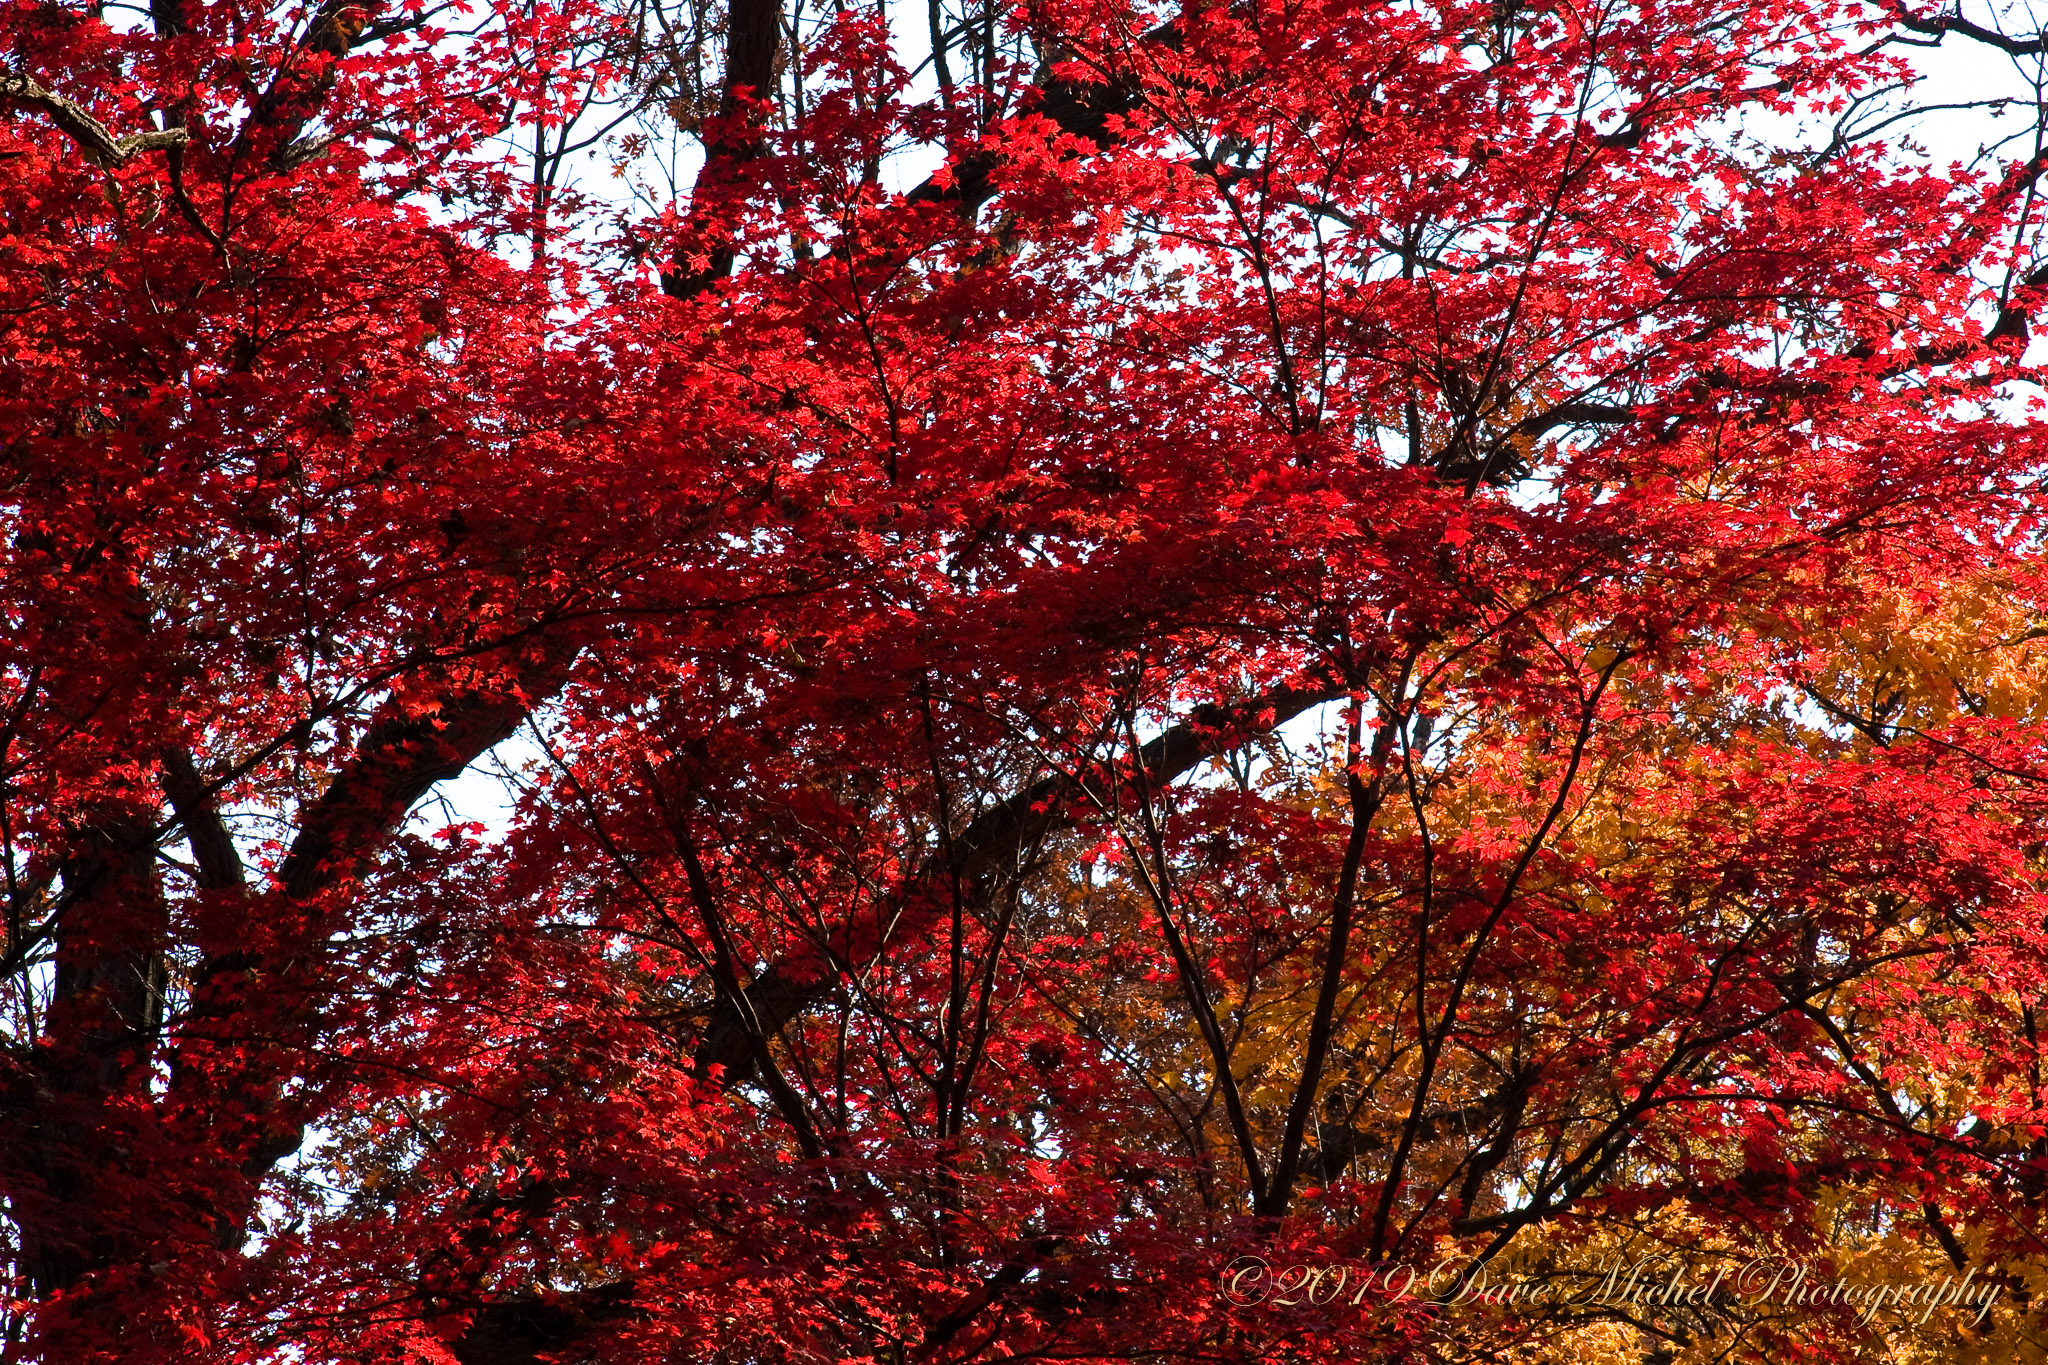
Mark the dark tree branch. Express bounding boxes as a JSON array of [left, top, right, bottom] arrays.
[[693, 674, 1341, 1082], [449, 1281, 643, 1365], [0, 74, 189, 167], [662, 0, 785, 298], [276, 643, 576, 904], [641, 761, 826, 1159], [1260, 698, 1392, 1219], [159, 748, 245, 891], [157, 639, 581, 1254], [1896, 6, 2048, 56]]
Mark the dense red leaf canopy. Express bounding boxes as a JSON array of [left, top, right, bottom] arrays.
[[5, 0, 2048, 1359]]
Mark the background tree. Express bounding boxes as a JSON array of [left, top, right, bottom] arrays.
[[5, 0, 2048, 1360]]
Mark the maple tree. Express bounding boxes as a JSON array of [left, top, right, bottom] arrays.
[[6, 0, 2048, 1358]]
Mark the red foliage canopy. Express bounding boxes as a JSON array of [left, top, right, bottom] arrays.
[[4, 0, 2048, 1359]]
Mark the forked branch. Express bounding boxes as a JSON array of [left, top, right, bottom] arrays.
[[0, 74, 188, 167]]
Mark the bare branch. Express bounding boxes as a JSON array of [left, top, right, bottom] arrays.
[[1896, 6, 2048, 56]]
